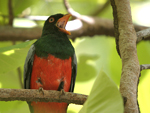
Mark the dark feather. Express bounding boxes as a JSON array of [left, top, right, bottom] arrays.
[[24, 45, 35, 113], [24, 45, 35, 89], [69, 53, 77, 92]]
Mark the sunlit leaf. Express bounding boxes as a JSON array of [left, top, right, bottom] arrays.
[[76, 54, 99, 82], [0, 40, 36, 74], [13, 0, 37, 16], [0, 0, 8, 15], [0, 101, 30, 113], [79, 70, 124, 113], [0, 69, 29, 113], [137, 41, 150, 113]]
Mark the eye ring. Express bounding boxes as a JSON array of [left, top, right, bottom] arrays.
[[49, 17, 55, 23]]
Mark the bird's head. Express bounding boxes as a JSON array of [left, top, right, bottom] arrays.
[[42, 13, 71, 36]]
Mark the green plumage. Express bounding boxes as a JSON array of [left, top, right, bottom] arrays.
[[34, 34, 74, 59], [34, 14, 74, 59]]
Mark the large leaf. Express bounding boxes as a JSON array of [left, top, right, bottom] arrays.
[[0, 0, 37, 17], [13, 0, 37, 15], [0, 40, 36, 74], [137, 41, 150, 113], [76, 54, 99, 82], [0, 0, 8, 15], [79, 70, 124, 113]]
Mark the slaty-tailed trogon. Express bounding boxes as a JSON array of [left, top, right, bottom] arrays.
[[24, 13, 77, 113]]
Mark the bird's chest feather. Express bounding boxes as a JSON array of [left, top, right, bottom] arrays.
[[30, 54, 72, 91], [30, 54, 72, 113]]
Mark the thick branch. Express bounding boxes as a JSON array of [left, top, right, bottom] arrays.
[[0, 88, 87, 105], [0, 26, 42, 41], [110, 0, 140, 113], [0, 19, 149, 41]]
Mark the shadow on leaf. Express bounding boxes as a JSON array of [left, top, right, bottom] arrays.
[[76, 54, 100, 82]]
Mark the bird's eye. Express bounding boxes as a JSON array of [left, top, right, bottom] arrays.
[[49, 17, 55, 23]]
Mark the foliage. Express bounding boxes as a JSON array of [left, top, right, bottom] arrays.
[[0, 40, 36, 74], [0, 0, 150, 113], [79, 70, 123, 113]]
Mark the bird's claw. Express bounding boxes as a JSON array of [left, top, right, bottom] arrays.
[[59, 89, 65, 98], [39, 87, 44, 95], [60, 89, 65, 95]]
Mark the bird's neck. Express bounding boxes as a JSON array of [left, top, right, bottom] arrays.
[[34, 34, 74, 59]]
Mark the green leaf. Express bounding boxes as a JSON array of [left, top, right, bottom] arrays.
[[13, 0, 37, 16], [30, 0, 99, 16], [0, 101, 30, 113], [76, 54, 99, 82], [137, 41, 150, 113], [0, 0, 8, 15], [0, 40, 36, 74], [79, 70, 124, 113]]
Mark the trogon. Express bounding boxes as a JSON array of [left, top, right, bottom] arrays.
[[24, 13, 77, 113]]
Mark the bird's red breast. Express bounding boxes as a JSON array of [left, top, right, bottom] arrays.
[[30, 54, 72, 113]]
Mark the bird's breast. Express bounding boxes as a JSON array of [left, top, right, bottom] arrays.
[[30, 54, 72, 113], [30, 54, 72, 91]]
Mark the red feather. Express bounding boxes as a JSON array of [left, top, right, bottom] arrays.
[[30, 54, 72, 113]]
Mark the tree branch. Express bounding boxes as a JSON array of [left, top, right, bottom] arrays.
[[63, 0, 81, 19], [140, 64, 150, 71], [0, 88, 87, 105], [0, 19, 149, 42], [110, 0, 120, 55], [136, 28, 150, 43], [110, 0, 140, 113], [1, 0, 149, 42], [0, 26, 42, 41]]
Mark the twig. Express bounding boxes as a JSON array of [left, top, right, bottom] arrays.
[[63, 0, 81, 19], [140, 64, 150, 71], [8, 0, 14, 26], [110, 0, 140, 113], [137, 28, 150, 43], [17, 67, 23, 88], [63, 0, 94, 24], [0, 88, 87, 105]]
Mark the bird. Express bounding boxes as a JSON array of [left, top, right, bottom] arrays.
[[24, 13, 77, 113]]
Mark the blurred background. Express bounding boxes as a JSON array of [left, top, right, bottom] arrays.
[[0, 0, 150, 113]]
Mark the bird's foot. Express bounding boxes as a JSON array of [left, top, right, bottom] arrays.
[[60, 89, 65, 95], [38, 87, 44, 95], [59, 89, 65, 98]]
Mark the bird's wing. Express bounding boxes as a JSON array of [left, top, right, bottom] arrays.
[[24, 45, 35, 113], [69, 53, 77, 92], [24, 44, 35, 89]]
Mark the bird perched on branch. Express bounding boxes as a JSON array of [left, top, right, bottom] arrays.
[[24, 13, 77, 113]]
